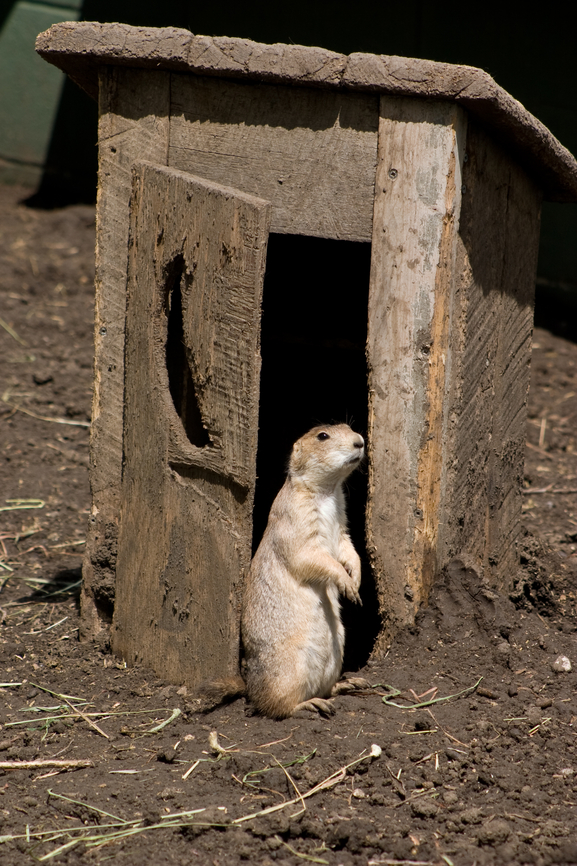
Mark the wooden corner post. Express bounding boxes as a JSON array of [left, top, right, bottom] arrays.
[[367, 97, 467, 646]]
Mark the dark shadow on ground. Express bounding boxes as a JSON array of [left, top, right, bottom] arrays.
[[14, 567, 82, 606]]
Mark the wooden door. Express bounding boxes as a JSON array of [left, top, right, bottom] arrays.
[[112, 162, 270, 686]]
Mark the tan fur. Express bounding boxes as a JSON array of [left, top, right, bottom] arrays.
[[193, 676, 246, 713], [242, 423, 364, 719]]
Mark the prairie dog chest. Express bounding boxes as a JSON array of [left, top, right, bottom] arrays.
[[315, 490, 343, 554]]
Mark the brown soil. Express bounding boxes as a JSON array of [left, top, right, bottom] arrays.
[[0, 183, 576, 866]]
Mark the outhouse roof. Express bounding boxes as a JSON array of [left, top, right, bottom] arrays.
[[36, 22, 577, 203]]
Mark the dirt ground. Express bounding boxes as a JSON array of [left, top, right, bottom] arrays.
[[0, 182, 576, 866]]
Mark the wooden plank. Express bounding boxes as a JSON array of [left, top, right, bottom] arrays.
[[491, 156, 541, 585], [442, 123, 541, 588], [80, 67, 170, 640], [168, 74, 378, 241], [112, 163, 270, 685], [367, 97, 466, 648]]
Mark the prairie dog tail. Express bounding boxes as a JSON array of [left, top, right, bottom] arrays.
[[192, 675, 246, 713]]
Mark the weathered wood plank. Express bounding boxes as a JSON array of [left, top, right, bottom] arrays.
[[441, 123, 541, 588], [112, 163, 270, 685], [80, 68, 170, 640], [447, 126, 540, 588], [491, 177, 541, 584], [367, 97, 466, 647], [168, 74, 378, 241]]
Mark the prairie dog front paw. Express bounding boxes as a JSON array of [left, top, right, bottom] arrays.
[[336, 572, 362, 605], [341, 556, 361, 591]]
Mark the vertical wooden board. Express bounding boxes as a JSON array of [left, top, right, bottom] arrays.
[[441, 123, 541, 588], [81, 68, 170, 639], [112, 163, 270, 685], [367, 97, 466, 646], [491, 166, 540, 583], [168, 74, 378, 242], [439, 130, 509, 572]]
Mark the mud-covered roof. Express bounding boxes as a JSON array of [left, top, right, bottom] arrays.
[[36, 21, 577, 203]]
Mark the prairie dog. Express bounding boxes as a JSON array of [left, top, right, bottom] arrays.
[[242, 423, 364, 719]]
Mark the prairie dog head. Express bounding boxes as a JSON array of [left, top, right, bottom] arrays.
[[289, 424, 365, 489]]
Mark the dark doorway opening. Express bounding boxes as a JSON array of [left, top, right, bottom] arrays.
[[253, 233, 381, 670]]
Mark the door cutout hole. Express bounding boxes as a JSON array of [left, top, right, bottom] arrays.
[[165, 256, 210, 449]]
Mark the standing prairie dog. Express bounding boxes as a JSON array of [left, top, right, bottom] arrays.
[[242, 423, 365, 719]]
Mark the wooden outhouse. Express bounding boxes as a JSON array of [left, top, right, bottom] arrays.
[[38, 23, 577, 686]]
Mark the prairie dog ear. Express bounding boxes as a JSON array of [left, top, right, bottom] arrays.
[[290, 440, 304, 473]]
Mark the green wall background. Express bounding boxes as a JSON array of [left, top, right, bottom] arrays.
[[0, 1, 576, 331]]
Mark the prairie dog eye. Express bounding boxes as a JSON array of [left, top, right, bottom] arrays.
[[317, 432, 330, 441]]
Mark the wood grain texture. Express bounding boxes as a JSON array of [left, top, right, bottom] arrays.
[[112, 163, 270, 685], [367, 97, 466, 647], [36, 22, 577, 202], [80, 68, 171, 640], [440, 122, 541, 588], [169, 74, 378, 241]]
